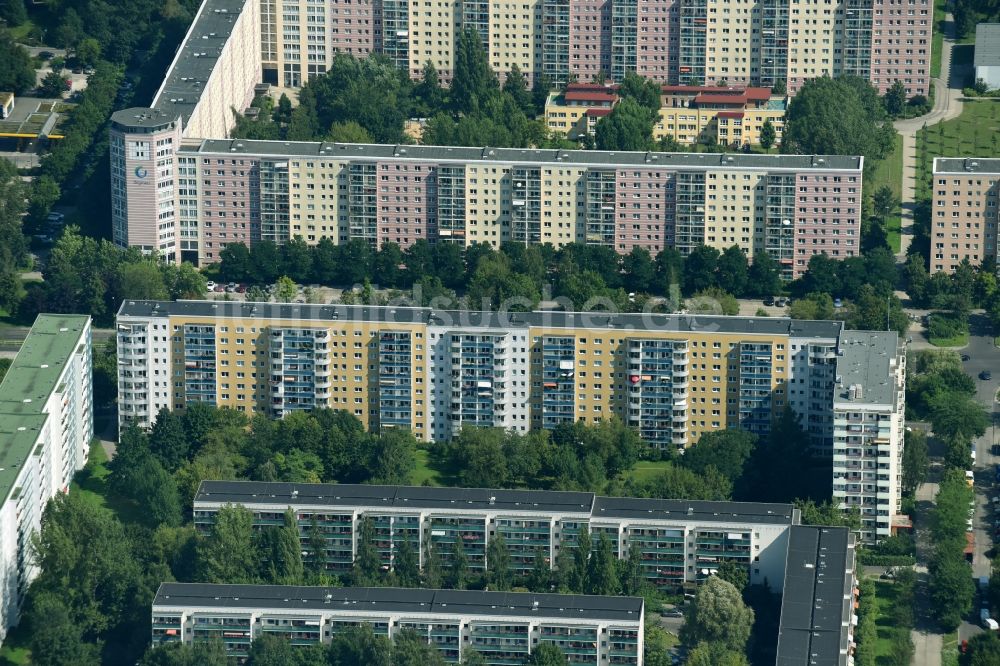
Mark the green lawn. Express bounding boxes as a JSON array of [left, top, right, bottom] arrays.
[[941, 629, 960, 666], [932, 0, 948, 78], [916, 100, 1000, 199], [411, 447, 442, 486], [929, 331, 969, 347], [0, 622, 31, 666], [871, 580, 906, 663], [70, 442, 146, 524], [629, 460, 672, 483], [871, 133, 904, 252]]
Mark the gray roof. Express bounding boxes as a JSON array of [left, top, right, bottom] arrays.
[[592, 496, 797, 525], [775, 525, 855, 666], [153, 583, 645, 622], [188, 139, 863, 172], [196, 480, 596, 515], [110, 107, 180, 132], [933, 156, 1000, 174], [975, 23, 1000, 67], [117, 300, 845, 340], [834, 330, 899, 407], [148, 0, 249, 128]]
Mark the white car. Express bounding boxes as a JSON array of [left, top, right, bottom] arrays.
[[205, 281, 216, 291]]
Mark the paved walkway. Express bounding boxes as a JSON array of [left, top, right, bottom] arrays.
[[912, 478, 943, 666], [893, 13, 967, 262]]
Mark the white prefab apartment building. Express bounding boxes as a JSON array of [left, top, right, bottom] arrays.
[[0, 314, 93, 643], [151, 583, 645, 664], [832, 331, 906, 543]]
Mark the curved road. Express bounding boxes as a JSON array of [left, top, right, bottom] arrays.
[[893, 13, 968, 261]]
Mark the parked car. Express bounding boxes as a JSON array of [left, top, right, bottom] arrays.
[[213, 285, 224, 293], [236, 285, 246, 293], [38, 51, 54, 60], [961, 353, 971, 361], [763, 296, 775, 306], [205, 281, 216, 290], [833, 298, 843, 308], [980, 370, 992, 381]]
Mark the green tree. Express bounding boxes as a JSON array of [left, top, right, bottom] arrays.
[[929, 547, 975, 631], [149, 407, 189, 471], [502, 63, 532, 114], [685, 642, 749, 666], [120, 261, 170, 300], [902, 429, 930, 496], [0, 0, 27, 26], [759, 118, 776, 150], [274, 275, 298, 302], [595, 97, 654, 151], [140, 638, 232, 666], [716, 245, 749, 296], [527, 643, 567, 666], [369, 428, 417, 485], [393, 630, 449, 666], [39, 70, 69, 97], [872, 184, 899, 221], [329, 624, 393, 666], [680, 430, 756, 483], [75, 38, 102, 67], [0, 31, 36, 93], [618, 72, 662, 120], [586, 533, 621, 596], [747, 252, 782, 298], [197, 504, 257, 583], [783, 76, 894, 165], [716, 561, 749, 593], [771, 78, 786, 96], [162, 262, 208, 299], [789, 292, 835, 320], [570, 528, 591, 594], [26, 592, 101, 666], [327, 120, 374, 143], [394, 536, 420, 587], [423, 540, 443, 589], [451, 28, 497, 115], [930, 391, 988, 448], [306, 517, 328, 583], [683, 245, 720, 294], [220, 243, 253, 282], [258, 508, 304, 585], [447, 538, 470, 590], [487, 532, 513, 591], [352, 516, 383, 586], [413, 61, 446, 116], [884, 80, 908, 117], [689, 287, 739, 316], [623, 246, 656, 293], [962, 631, 1000, 666], [681, 576, 755, 652]]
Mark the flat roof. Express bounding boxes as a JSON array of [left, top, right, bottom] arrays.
[[196, 480, 595, 515], [933, 156, 1000, 174], [0, 314, 89, 503], [975, 23, 1000, 67], [117, 300, 845, 340], [153, 583, 644, 622], [148, 0, 249, 128], [834, 330, 899, 407], [776, 525, 855, 666], [592, 496, 797, 525], [187, 140, 863, 172]]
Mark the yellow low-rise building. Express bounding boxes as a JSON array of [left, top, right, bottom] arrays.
[[546, 83, 786, 148]]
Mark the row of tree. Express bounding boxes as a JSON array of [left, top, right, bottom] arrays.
[[928, 469, 976, 631]]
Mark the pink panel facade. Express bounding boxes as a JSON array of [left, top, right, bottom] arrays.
[[635, 0, 677, 82], [793, 173, 863, 278], [199, 157, 261, 264], [870, 0, 931, 96], [329, 0, 376, 57], [614, 167, 674, 254], [569, 0, 612, 81], [376, 160, 436, 249]]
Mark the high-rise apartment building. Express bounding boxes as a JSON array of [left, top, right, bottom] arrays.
[[832, 331, 906, 542], [0, 315, 93, 644], [259, 0, 929, 95], [193, 480, 798, 587], [112, 139, 863, 277], [930, 157, 1000, 273], [116, 300, 908, 539], [111, 0, 877, 275], [151, 583, 646, 663]]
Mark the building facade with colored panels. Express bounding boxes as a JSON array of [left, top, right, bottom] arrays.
[[117, 301, 907, 542], [930, 157, 1000, 274]]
